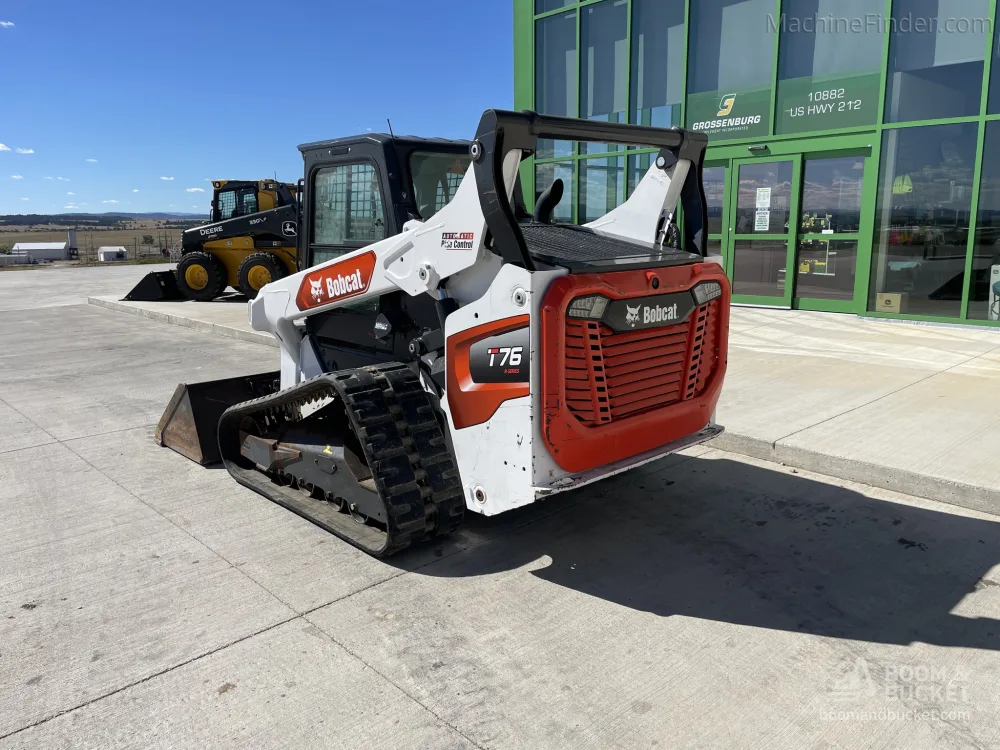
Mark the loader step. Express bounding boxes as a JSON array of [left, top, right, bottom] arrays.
[[217, 363, 465, 557]]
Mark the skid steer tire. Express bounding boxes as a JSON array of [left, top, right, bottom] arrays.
[[237, 252, 285, 299], [176, 252, 226, 302]]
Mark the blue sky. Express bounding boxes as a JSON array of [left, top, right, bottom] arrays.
[[0, 0, 513, 214]]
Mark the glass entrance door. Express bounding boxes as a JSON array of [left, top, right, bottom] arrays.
[[793, 153, 867, 310], [722, 145, 872, 311], [725, 157, 799, 306]]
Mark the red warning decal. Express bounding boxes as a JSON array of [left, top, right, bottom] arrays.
[[296, 251, 377, 311]]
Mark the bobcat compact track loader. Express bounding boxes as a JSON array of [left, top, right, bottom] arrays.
[[162, 110, 731, 557]]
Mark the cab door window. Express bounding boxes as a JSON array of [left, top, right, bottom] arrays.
[[312, 162, 387, 262]]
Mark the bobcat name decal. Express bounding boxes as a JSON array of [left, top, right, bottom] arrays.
[[296, 251, 377, 311]]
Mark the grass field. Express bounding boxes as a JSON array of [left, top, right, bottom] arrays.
[[0, 223, 200, 261]]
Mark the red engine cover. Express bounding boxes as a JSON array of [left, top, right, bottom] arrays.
[[540, 263, 730, 473]]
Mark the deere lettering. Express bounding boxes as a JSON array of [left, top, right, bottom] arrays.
[[644, 303, 679, 325], [199, 225, 224, 236]]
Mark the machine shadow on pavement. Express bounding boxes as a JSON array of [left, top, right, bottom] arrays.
[[400, 455, 1000, 652]]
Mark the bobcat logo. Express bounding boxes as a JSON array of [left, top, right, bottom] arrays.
[[309, 278, 323, 302], [625, 304, 641, 327]]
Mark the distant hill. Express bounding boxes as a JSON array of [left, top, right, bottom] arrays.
[[0, 212, 207, 226]]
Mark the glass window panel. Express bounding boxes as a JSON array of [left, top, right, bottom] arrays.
[[217, 190, 236, 220], [735, 161, 793, 234], [535, 11, 577, 159], [536, 0, 572, 13], [800, 156, 865, 233], [686, 0, 774, 140], [630, 0, 685, 128], [968, 121, 1000, 320], [626, 152, 653, 196], [796, 239, 857, 300], [707, 238, 723, 259], [868, 123, 978, 318], [775, 0, 883, 134], [579, 0, 628, 155], [409, 151, 472, 218], [884, 0, 988, 123], [535, 161, 575, 224], [312, 163, 386, 246], [579, 157, 625, 223], [732, 239, 788, 297], [988, 19, 1000, 114], [704, 166, 727, 235]]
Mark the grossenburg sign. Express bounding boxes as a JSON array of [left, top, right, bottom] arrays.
[[686, 88, 771, 140]]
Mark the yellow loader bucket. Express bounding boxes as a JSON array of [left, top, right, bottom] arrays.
[[156, 371, 280, 465]]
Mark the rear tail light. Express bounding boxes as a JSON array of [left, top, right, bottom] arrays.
[[567, 294, 610, 320], [692, 281, 723, 305]]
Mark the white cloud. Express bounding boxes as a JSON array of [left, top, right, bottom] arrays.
[[67, 191, 75, 196], [0, 144, 8, 151], [0, 21, 14, 28], [102, 199, 119, 204], [64, 205, 77, 209], [160, 176, 174, 181], [44, 176, 53, 180], [15, 148, 33, 154], [132, 188, 139, 193], [20, 197, 29, 201], [86, 158, 98, 163], [11, 174, 22, 179], [186, 187, 205, 193]]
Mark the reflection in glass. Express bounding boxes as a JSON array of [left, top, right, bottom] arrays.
[[988, 19, 1000, 114], [796, 240, 857, 300], [707, 238, 723, 259], [536, 0, 571, 12], [535, 161, 574, 224], [736, 161, 793, 234], [626, 153, 653, 197], [732, 240, 788, 297], [884, 0, 987, 123], [775, 0, 882, 134], [868, 123, 978, 318], [800, 156, 865, 233], [630, 0, 684, 128], [535, 12, 577, 159], [687, 0, 775, 139], [704, 166, 727, 235], [579, 157, 625, 223], [580, 0, 628, 155], [968, 121, 1000, 320]]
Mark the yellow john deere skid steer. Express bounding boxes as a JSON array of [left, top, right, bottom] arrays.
[[125, 179, 300, 302]]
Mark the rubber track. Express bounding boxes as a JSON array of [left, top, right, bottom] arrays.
[[218, 363, 464, 557]]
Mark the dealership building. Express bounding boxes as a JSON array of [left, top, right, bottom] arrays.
[[513, 0, 1000, 325]]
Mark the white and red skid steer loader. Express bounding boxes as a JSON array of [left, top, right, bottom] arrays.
[[158, 110, 731, 557]]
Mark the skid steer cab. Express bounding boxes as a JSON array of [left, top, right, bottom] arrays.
[[158, 109, 731, 558]]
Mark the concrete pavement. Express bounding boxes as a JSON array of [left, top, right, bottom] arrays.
[[1, 265, 998, 748], [91, 287, 1000, 516]]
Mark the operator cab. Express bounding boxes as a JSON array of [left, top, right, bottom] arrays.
[[297, 134, 479, 372]]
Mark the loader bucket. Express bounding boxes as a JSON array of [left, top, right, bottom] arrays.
[[156, 371, 280, 465], [123, 271, 181, 301]]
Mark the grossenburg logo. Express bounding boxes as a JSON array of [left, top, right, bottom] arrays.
[[296, 251, 377, 311], [692, 94, 762, 132]]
